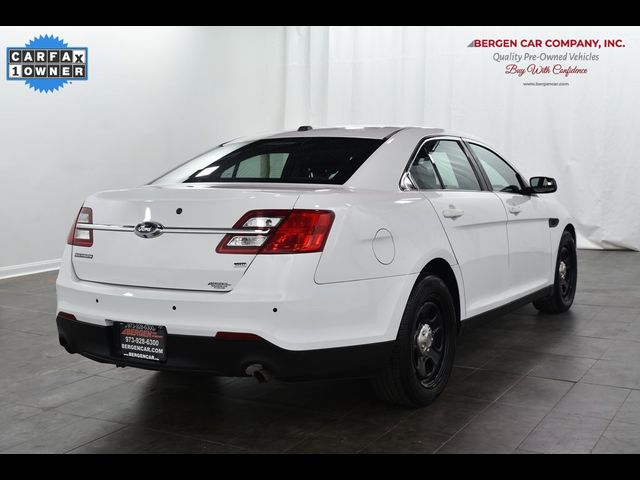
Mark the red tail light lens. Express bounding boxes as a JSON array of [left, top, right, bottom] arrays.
[[262, 210, 334, 254], [216, 209, 334, 255], [67, 207, 94, 247]]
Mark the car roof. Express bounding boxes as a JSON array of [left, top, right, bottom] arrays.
[[264, 126, 449, 140], [213, 126, 497, 191]]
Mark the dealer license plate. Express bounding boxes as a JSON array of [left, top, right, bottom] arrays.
[[118, 323, 167, 362]]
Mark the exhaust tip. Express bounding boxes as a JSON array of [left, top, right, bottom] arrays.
[[245, 363, 273, 383]]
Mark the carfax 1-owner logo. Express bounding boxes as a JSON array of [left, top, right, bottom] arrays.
[[6, 35, 88, 93]]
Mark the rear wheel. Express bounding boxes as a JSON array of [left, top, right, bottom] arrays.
[[373, 275, 456, 407], [534, 230, 577, 313]]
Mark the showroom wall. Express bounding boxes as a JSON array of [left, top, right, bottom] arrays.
[[0, 26, 286, 277], [284, 26, 640, 251], [2, 26, 638, 278]]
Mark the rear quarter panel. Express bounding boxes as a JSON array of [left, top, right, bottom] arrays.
[[295, 190, 457, 284]]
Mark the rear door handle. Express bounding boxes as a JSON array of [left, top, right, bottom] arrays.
[[508, 206, 522, 215], [443, 208, 465, 219]]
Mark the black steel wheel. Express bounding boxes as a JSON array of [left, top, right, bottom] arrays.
[[413, 301, 446, 387], [557, 245, 576, 302], [373, 275, 456, 407], [534, 230, 578, 313]]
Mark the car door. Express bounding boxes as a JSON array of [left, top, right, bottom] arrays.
[[408, 138, 510, 318], [466, 142, 553, 298]]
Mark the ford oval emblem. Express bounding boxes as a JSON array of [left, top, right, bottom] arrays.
[[134, 221, 164, 239]]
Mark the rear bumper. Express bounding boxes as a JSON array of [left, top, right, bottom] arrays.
[[57, 247, 417, 351], [56, 315, 394, 379]]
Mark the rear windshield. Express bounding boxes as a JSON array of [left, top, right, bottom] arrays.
[[152, 137, 384, 185]]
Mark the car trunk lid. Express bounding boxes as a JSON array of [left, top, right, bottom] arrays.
[[71, 184, 301, 291]]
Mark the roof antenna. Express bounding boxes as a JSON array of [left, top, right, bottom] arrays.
[[297, 125, 313, 132]]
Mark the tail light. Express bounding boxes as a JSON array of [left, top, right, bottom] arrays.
[[67, 207, 94, 247], [216, 209, 334, 254]]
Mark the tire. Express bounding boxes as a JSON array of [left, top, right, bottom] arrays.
[[373, 275, 457, 407], [533, 230, 578, 314]]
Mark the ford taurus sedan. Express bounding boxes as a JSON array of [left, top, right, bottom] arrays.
[[56, 127, 577, 406]]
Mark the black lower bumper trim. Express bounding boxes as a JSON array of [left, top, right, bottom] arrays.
[[56, 315, 394, 380]]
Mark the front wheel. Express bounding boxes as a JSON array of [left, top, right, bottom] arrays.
[[534, 230, 578, 313], [372, 275, 456, 407]]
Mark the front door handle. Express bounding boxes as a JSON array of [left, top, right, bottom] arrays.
[[508, 206, 522, 215], [443, 208, 465, 219]]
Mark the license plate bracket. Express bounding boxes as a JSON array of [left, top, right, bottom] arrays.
[[117, 322, 167, 362]]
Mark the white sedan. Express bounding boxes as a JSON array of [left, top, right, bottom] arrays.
[[56, 127, 577, 406]]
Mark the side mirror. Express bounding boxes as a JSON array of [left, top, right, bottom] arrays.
[[529, 176, 557, 194]]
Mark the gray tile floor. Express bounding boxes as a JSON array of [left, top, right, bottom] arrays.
[[1, 250, 639, 453]]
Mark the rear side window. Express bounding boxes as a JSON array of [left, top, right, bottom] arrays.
[[160, 138, 384, 185], [409, 140, 481, 191]]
